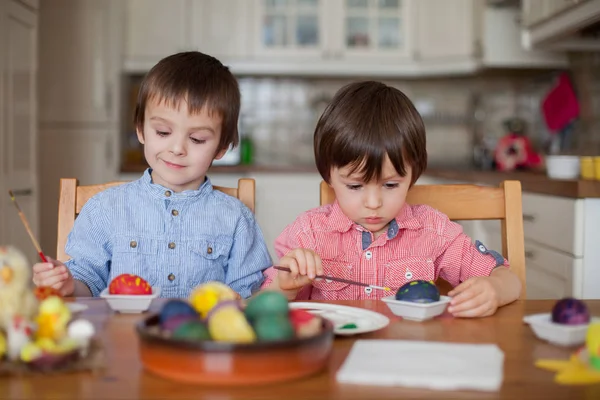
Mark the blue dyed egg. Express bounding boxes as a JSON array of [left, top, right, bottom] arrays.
[[159, 300, 199, 330], [395, 280, 440, 303], [551, 298, 590, 325]]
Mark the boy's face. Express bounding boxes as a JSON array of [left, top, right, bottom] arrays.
[[329, 155, 412, 236], [137, 98, 226, 192]]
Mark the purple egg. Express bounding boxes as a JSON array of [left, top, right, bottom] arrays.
[[161, 315, 199, 332], [551, 298, 590, 325]]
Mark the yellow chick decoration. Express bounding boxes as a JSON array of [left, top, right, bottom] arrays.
[[35, 296, 72, 341], [189, 281, 239, 318], [208, 304, 256, 344], [536, 322, 600, 384], [0, 246, 38, 330]]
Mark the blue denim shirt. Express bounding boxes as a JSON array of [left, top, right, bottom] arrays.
[[65, 169, 272, 298]]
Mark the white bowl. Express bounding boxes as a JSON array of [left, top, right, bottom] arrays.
[[100, 286, 161, 313], [381, 295, 451, 321], [545, 155, 580, 180], [523, 313, 597, 347]]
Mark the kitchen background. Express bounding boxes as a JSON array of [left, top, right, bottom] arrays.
[[1, 0, 600, 298]]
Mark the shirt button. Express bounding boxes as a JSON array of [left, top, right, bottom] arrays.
[[165, 190, 172, 197], [168, 242, 176, 249], [129, 241, 137, 248], [207, 247, 213, 254], [365, 251, 373, 260], [168, 273, 175, 281], [405, 270, 413, 280], [364, 287, 373, 295], [325, 276, 332, 283], [171, 209, 179, 216]]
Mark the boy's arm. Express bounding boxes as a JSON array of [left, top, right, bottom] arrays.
[[64, 197, 113, 297], [225, 207, 273, 299]]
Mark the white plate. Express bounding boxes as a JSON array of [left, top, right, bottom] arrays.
[[67, 302, 89, 314], [289, 302, 390, 336]]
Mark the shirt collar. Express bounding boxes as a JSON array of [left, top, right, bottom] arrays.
[[139, 168, 213, 200], [327, 201, 422, 238]]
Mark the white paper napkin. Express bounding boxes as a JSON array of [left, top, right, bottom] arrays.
[[336, 340, 504, 392]]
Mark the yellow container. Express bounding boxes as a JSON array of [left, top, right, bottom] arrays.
[[581, 157, 595, 180], [595, 157, 600, 181]]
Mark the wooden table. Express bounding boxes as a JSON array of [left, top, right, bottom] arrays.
[[1, 299, 599, 399]]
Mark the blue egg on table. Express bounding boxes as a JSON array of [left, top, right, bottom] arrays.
[[551, 297, 590, 325], [159, 300, 199, 328], [395, 280, 440, 303]]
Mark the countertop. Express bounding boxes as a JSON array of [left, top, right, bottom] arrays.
[[424, 168, 600, 199], [121, 163, 600, 198]]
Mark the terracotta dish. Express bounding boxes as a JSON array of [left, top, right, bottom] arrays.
[[136, 314, 334, 385]]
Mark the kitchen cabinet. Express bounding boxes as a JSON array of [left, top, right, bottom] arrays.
[[124, 0, 188, 69], [38, 0, 124, 256], [521, 0, 600, 50], [190, 0, 253, 60], [0, 0, 39, 263]]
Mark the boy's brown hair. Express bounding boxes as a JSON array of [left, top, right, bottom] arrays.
[[134, 51, 240, 153], [314, 81, 427, 186]]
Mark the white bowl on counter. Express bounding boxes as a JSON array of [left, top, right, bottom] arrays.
[[545, 155, 580, 180]]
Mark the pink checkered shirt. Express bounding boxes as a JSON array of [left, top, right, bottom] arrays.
[[261, 201, 509, 301]]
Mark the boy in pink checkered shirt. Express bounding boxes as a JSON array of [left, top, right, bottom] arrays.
[[261, 81, 521, 318]]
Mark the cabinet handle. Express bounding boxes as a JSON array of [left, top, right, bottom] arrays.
[[523, 214, 536, 222], [525, 250, 535, 259]]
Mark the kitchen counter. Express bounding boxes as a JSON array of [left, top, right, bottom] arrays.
[[424, 168, 600, 198]]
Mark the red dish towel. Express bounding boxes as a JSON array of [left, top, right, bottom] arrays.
[[541, 72, 579, 132]]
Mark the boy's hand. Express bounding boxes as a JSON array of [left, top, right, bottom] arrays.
[[277, 248, 323, 291], [32, 256, 75, 297], [447, 276, 500, 318]]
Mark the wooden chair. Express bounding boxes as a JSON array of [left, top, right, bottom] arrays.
[[320, 180, 526, 299], [56, 178, 256, 262]]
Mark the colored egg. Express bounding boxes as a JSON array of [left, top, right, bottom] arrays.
[[109, 274, 152, 295], [161, 315, 198, 333], [253, 314, 295, 342], [395, 280, 440, 303], [172, 320, 211, 341], [159, 300, 199, 330], [244, 291, 289, 322], [552, 298, 590, 325]]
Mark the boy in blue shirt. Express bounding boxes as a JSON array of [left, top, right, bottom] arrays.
[[32, 52, 272, 298]]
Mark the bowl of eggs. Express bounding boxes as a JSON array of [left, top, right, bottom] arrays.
[[524, 297, 598, 347], [381, 280, 451, 321], [100, 274, 161, 313], [136, 282, 334, 385]]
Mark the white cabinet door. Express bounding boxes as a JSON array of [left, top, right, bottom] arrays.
[[330, 0, 412, 63], [190, 0, 252, 61], [0, 0, 39, 263], [124, 0, 188, 67], [414, 0, 476, 61], [251, 0, 328, 60], [38, 0, 114, 124]]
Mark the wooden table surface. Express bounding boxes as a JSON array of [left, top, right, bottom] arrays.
[[1, 299, 599, 400]]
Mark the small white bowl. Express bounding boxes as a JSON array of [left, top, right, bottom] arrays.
[[523, 313, 596, 347], [545, 155, 580, 180], [100, 286, 161, 314], [381, 295, 451, 321]]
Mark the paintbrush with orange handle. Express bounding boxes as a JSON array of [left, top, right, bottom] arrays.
[[273, 265, 391, 292], [8, 190, 48, 262]]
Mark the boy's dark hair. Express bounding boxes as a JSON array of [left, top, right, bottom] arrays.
[[134, 51, 240, 153], [314, 81, 427, 186]]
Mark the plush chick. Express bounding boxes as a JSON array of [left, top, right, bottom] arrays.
[[35, 296, 72, 341], [189, 281, 238, 318], [0, 246, 38, 330]]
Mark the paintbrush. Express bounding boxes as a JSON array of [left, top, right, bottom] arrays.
[[273, 265, 391, 292], [8, 190, 48, 262]]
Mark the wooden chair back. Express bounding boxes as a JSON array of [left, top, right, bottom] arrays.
[[319, 180, 526, 298], [56, 178, 255, 262]]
